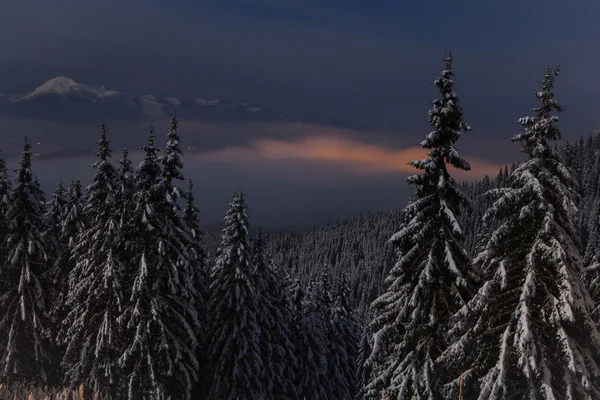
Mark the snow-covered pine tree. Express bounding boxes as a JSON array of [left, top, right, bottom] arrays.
[[44, 181, 67, 243], [318, 271, 336, 399], [365, 52, 475, 399], [206, 190, 264, 399], [32, 176, 46, 209], [182, 179, 210, 398], [355, 323, 373, 400], [119, 125, 198, 400], [50, 180, 85, 326], [158, 114, 199, 333], [160, 114, 184, 204], [441, 67, 600, 399], [159, 115, 200, 337], [328, 274, 360, 399], [0, 153, 11, 273], [294, 277, 329, 399], [0, 138, 52, 386], [117, 148, 136, 238], [43, 182, 67, 299], [584, 196, 600, 265], [183, 179, 207, 325], [60, 122, 126, 398], [62, 181, 85, 254], [0, 152, 9, 213], [252, 230, 296, 399]]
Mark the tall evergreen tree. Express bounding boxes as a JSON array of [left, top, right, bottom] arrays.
[[183, 179, 210, 397], [50, 180, 85, 325], [0, 153, 11, 276], [329, 275, 359, 400], [366, 52, 475, 399], [44, 181, 67, 244], [43, 182, 68, 296], [60, 122, 126, 398], [252, 230, 297, 399], [183, 179, 208, 328], [32, 176, 46, 209], [0, 138, 52, 386], [442, 67, 600, 399], [355, 323, 373, 400], [207, 190, 264, 400], [295, 277, 329, 399], [119, 125, 199, 400], [116, 148, 136, 236], [160, 114, 185, 203]]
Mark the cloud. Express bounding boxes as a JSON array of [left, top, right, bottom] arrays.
[[195, 135, 506, 180], [0, 117, 513, 183]]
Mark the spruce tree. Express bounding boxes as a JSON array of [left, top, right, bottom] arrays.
[[252, 230, 296, 399], [50, 180, 85, 326], [119, 125, 198, 400], [0, 138, 52, 386], [442, 67, 600, 399], [0, 154, 11, 280], [329, 275, 359, 400], [206, 190, 264, 399], [43, 182, 67, 302], [355, 324, 373, 400], [160, 114, 185, 203], [0, 153, 9, 219], [116, 148, 135, 237], [183, 179, 210, 397], [32, 176, 46, 214], [60, 122, 126, 398], [366, 52, 475, 399], [183, 179, 208, 330], [44, 181, 67, 247], [295, 277, 329, 399]]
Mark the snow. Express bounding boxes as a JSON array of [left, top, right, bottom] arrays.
[[139, 95, 165, 116], [164, 97, 181, 106], [10, 76, 124, 103], [194, 98, 220, 106]]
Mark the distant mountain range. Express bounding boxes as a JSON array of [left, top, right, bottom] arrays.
[[0, 76, 357, 128]]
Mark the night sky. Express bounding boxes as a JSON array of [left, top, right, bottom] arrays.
[[0, 0, 599, 230]]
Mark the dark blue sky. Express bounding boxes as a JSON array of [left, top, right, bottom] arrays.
[[0, 0, 599, 229]]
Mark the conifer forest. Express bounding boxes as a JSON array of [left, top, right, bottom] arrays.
[[3, 54, 600, 400]]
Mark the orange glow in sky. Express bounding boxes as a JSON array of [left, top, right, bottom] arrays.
[[198, 136, 507, 179]]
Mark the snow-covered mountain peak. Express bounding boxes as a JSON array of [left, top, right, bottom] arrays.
[[1, 76, 351, 128], [20, 76, 79, 99], [10, 76, 123, 103]]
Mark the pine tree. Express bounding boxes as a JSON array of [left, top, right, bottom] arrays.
[[0, 153, 11, 276], [252, 230, 297, 399], [295, 277, 329, 399], [206, 190, 264, 399], [366, 52, 475, 399], [442, 67, 600, 399], [119, 125, 199, 400], [160, 114, 185, 203], [355, 323, 373, 400], [43, 182, 67, 301], [32, 176, 46, 211], [60, 122, 126, 398], [50, 180, 85, 326], [116, 148, 135, 236], [329, 275, 360, 399], [183, 179, 210, 398], [0, 138, 52, 386], [183, 179, 208, 330], [44, 181, 67, 245]]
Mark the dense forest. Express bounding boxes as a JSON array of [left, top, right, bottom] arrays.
[[2, 53, 600, 399]]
